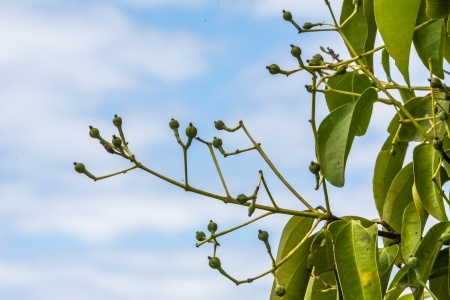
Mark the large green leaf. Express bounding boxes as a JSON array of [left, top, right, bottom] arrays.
[[382, 162, 414, 233], [373, 136, 408, 217], [340, 0, 368, 65], [401, 202, 422, 261], [307, 229, 334, 276], [328, 220, 382, 299], [413, 143, 448, 221], [407, 222, 450, 298], [412, 183, 429, 232], [269, 216, 315, 300], [364, 0, 377, 71], [378, 245, 399, 297], [414, 0, 445, 78], [430, 274, 450, 300], [374, 0, 421, 85], [426, 0, 450, 19], [319, 88, 377, 187]]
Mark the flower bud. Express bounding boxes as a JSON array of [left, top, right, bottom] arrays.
[[169, 118, 179, 130], [113, 114, 122, 127], [407, 256, 419, 268], [89, 126, 100, 138], [236, 194, 248, 205], [258, 230, 269, 242], [196, 231, 206, 241], [248, 203, 256, 217], [309, 54, 324, 66], [303, 22, 313, 29], [214, 120, 225, 130], [430, 77, 443, 89], [212, 137, 223, 148], [207, 220, 218, 234], [433, 138, 443, 150], [290, 44, 301, 58], [112, 135, 122, 147], [335, 66, 347, 76], [185, 123, 198, 139], [208, 256, 221, 269], [282, 10, 292, 21], [266, 64, 281, 75], [73, 162, 86, 173], [309, 162, 321, 174], [275, 284, 286, 297]]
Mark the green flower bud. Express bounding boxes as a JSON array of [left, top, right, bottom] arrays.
[[309, 161, 321, 174], [185, 123, 198, 139], [112, 135, 122, 147], [275, 284, 286, 297], [305, 85, 313, 93], [212, 137, 223, 148], [290, 44, 301, 58], [207, 220, 218, 234], [309, 54, 324, 66], [214, 120, 225, 130], [303, 22, 313, 29], [248, 203, 256, 217], [258, 230, 269, 242], [438, 111, 449, 122], [196, 231, 206, 241], [208, 256, 221, 269], [430, 77, 443, 89], [282, 10, 292, 21], [407, 256, 419, 268], [113, 114, 122, 127], [89, 126, 100, 138], [73, 162, 86, 173], [266, 64, 281, 75], [236, 194, 248, 205], [335, 66, 347, 76], [433, 138, 443, 150], [169, 118, 179, 130]]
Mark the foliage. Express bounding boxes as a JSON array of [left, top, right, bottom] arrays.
[[74, 0, 450, 299]]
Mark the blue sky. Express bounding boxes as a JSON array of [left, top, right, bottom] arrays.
[[0, 0, 435, 299]]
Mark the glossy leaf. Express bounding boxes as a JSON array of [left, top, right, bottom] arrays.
[[382, 162, 414, 233], [414, 0, 445, 78], [412, 183, 429, 232], [373, 136, 408, 217], [378, 245, 399, 297], [401, 202, 422, 261], [430, 247, 449, 278], [319, 88, 377, 187], [413, 143, 448, 221], [381, 48, 392, 82], [374, 0, 421, 85], [426, 0, 450, 19], [364, 0, 377, 71], [269, 216, 315, 300], [430, 274, 450, 300], [328, 220, 382, 299]]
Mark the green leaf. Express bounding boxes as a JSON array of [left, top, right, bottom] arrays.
[[381, 48, 392, 82], [325, 72, 372, 109], [340, 0, 368, 65], [430, 274, 450, 300], [378, 245, 399, 297], [373, 136, 408, 217], [445, 27, 450, 64], [269, 216, 315, 300], [307, 230, 334, 276], [364, 0, 377, 71], [407, 222, 450, 298], [399, 88, 416, 103], [328, 220, 382, 299], [430, 247, 449, 278], [319, 88, 377, 187], [384, 266, 410, 300], [382, 162, 414, 233], [401, 202, 422, 261], [412, 183, 430, 232], [426, 0, 450, 19], [413, 143, 448, 221], [374, 0, 421, 85], [304, 271, 337, 300], [414, 0, 445, 78], [387, 95, 446, 142]]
